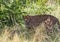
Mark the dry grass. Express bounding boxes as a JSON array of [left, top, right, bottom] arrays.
[[0, 23, 60, 42]]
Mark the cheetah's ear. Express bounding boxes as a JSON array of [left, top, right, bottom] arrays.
[[23, 15, 30, 19]]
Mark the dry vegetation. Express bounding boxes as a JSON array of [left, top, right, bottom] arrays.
[[0, 22, 60, 42]]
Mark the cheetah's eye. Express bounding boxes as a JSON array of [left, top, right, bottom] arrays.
[[25, 19, 30, 22], [25, 19, 27, 21]]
